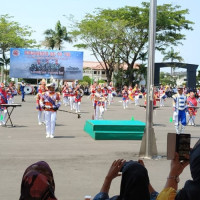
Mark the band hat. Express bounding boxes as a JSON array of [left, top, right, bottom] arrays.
[[47, 83, 56, 88], [41, 79, 46, 84], [177, 85, 184, 90]]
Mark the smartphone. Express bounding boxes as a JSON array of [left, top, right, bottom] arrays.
[[176, 133, 191, 161], [167, 133, 191, 160]]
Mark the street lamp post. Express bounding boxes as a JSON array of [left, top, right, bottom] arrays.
[[139, 0, 158, 158]]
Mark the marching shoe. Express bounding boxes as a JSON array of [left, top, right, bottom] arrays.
[[46, 135, 50, 138], [50, 135, 54, 138]]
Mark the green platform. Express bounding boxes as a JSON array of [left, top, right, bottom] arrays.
[[84, 120, 146, 140]]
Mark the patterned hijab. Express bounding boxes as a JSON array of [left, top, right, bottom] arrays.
[[19, 161, 57, 200], [118, 161, 150, 200]]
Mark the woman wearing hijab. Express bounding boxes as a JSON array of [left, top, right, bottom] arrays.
[[157, 141, 200, 200], [19, 161, 57, 200], [93, 159, 158, 200]]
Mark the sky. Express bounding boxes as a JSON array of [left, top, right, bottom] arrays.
[[0, 0, 200, 70]]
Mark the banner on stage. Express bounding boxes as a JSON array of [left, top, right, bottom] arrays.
[[10, 48, 83, 80]]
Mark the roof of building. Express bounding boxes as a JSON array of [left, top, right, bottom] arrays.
[[83, 61, 140, 70]]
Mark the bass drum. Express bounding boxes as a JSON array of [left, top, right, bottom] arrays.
[[24, 86, 33, 94]]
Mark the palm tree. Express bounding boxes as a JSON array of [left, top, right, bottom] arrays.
[[162, 47, 184, 76], [42, 21, 72, 50]]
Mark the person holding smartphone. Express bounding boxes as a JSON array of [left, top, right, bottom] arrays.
[[157, 140, 200, 200], [93, 159, 158, 200]]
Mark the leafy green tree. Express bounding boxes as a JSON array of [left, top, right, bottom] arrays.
[[72, 3, 193, 85], [72, 14, 121, 83], [162, 47, 184, 75], [0, 14, 37, 82], [160, 72, 176, 86], [42, 20, 72, 50], [79, 76, 91, 85]]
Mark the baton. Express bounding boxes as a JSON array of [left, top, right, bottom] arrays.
[[58, 109, 81, 118]]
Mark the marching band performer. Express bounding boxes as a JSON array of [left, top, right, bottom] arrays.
[[158, 84, 166, 107], [74, 84, 84, 113], [102, 83, 108, 111], [94, 86, 105, 120], [36, 79, 48, 125], [0, 83, 8, 125], [172, 85, 187, 134], [107, 82, 114, 105], [187, 89, 197, 126], [90, 82, 97, 106], [128, 85, 134, 102], [62, 81, 70, 106], [69, 86, 75, 111], [40, 83, 61, 138], [122, 86, 129, 109], [132, 84, 140, 106], [6, 82, 17, 104]]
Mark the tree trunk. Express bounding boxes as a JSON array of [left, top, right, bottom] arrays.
[[106, 69, 112, 84]]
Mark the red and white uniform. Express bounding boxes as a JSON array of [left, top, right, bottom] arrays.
[[6, 86, 17, 104], [40, 90, 61, 138], [133, 87, 140, 106], [187, 96, 197, 126], [69, 87, 76, 110], [0, 86, 8, 125], [90, 85, 97, 106], [74, 87, 83, 113], [102, 87, 108, 110], [107, 86, 114, 105], [187, 96, 197, 116], [62, 86, 70, 106], [122, 89, 129, 109], [94, 90, 105, 120], [36, 86, 48, 125]]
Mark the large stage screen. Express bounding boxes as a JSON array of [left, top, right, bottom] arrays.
[[10, 48, 83, 80]]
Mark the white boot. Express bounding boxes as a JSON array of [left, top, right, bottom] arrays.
[[175, 125, 180, 134], [180, 125, 185, 133]]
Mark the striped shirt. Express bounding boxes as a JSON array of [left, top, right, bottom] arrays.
[[173, 94, 187, 110]]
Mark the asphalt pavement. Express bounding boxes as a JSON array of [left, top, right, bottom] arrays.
[[0, 95, 199, 200]]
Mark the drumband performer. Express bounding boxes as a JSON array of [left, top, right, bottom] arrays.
[[69, 82, 76, 111], [94, 86, 105, 120], [36, 79, 48, 125], [132, 84, 140, 106], [107, 82, 114, 105], [0, 83, 7, 125], [6, 82, 17, 104], [102, 83, 108, 111], [158, 84, 166, 107], [40, 83, 61, 138], [172, 85, 187, 134], [128, 85, 134, 102], [187, 89, 198, 126], [74, 84, 84, 113], [62, 81, 70, 106], [122, 86, 129, 109], [90, 82, 97, 106]]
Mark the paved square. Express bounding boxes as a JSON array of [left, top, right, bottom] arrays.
[[0, 95, 199, 199]]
